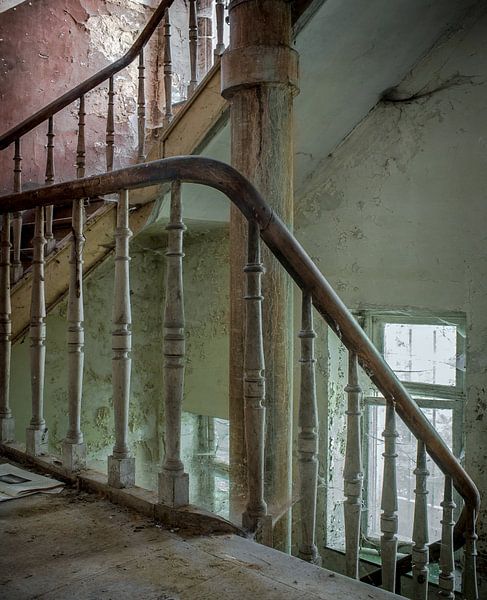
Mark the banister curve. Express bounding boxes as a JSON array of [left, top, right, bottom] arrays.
[[0, 154, 479, 527], [0, 0, 173, 151]]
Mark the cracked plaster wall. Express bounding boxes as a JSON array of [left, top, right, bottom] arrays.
[[0, 0, 162, 194], [294, 4, 487, 568]]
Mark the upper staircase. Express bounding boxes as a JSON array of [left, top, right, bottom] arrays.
[[0, 1, 481, 599]]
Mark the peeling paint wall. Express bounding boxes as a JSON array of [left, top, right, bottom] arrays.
[[295, 3, 487, 567], [0, 0, 160, 193]]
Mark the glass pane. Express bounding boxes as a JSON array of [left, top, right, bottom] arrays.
[[367, 405, 453, 543], [383, 323, 457, 386]]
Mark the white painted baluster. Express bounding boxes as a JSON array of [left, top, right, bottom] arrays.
[[214, 0, 225, 58], [26, 206, 48, 455], [106, 76, 115, 172], [297, 293, 320, 563], [343, 351, 363, 578], [463, 506, 478, 600], [44, 116, 55, 254], [62, 194, 86, 470], [137, 50, 146, 163], [108, 189, 135, 488], [163, 9, 173, 127], [159, 181, 189, 506], [438, 476, 456, 599], [0, 212, 14, 442], [187, 0, 198, 96], [242, 221, 267, 530], [380, 399, 398, 592], [12, 139, 23, 283], [412, 440, 429, 600]]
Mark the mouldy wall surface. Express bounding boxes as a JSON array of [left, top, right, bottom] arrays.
[[294, 4, 487, 567], [10, 238, 166, 478]]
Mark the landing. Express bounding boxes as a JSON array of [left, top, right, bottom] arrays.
[[0, 489, 400, 600]]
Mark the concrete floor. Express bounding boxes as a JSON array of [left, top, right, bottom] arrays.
[[0, 487, 401, 600]]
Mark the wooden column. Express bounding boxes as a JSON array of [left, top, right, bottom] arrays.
[[438, 476, 456, 599], [222, 0, 298, 551], [26, 206, 48, 455], [242, 221, 267, 529], [0, 212, 14, 441], [187, 0, 198, 96], [297, 293, 319, 563], [380, 399, 399, 591], [343, 351, 363, 578], [106, 76, 115, 172], [412, 440, 429, 600], [44, 117, 55, 254], [163, 9, 173, 127], [158, 181, 189, 507], [12, 139, 23, 283], [108, 189, 135, 488]]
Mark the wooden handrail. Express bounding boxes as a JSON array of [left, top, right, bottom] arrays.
[[0, 0, 173, 151], [0, 155, 480, 527]]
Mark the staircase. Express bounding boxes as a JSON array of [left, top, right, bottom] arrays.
[[0, 1, 481, 599]]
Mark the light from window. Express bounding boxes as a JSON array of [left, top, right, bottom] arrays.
[[383, 323, 457, 386]]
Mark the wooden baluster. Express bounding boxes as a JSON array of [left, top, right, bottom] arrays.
[[380, 399, 398, 592], [343, 351, 363, 578], [214, 0, 225, 58], [242, 221, 267, 530], [137, 50, 146, 163], [159, 181, 189, 506], [108, 189, 135, 488], [463, 506, 478, 600], [187, 0, 198, 96], [44, 117, 55, 254], [26, 206, 48, 456], [412, 440, 429, 600], [163, 9, 173, 127], [12, 139, 23, 283], [438, 476, 456, 599], [76, 95, 86, 179], [297, 293, 320, 563], [0, 212, 14, 442], [197, 0, 212, 77], [106, 76, 115, 172]]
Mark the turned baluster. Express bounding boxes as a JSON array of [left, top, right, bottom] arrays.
[[412, 440, 429, 600], [343, 351, 363, 578], [242, 221, 267, 530], [0, 211, 13, 442], [159, 181, 189, 506], [214, 0, 225, 58], [163, 9, 173, 127], [137, 50, 146, 163], [26, 206, 48, 456], [12, 139, 23, 283], [76, 95, 86, 178], [197, 0, 212, 76], [108, 189, 135, 488], [380, 399, 399, 592], [463, 505, 478, 600], [187, 0, 198, 96], [297, 293, 319, 563], [44, 117, 55, 254], [106, 76, 115, 172], [438, 476, 456, 599]]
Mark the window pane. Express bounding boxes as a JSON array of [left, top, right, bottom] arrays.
[[367, 405, 453, 543], [383, 323, 457, 386]]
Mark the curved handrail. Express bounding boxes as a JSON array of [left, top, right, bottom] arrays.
[[0, 0, 173, 150], [0, 155, 479, 532]]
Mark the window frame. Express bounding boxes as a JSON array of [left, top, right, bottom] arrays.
[[357, 310, 465, 547]]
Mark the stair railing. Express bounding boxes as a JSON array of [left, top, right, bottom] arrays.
[[0, 0, 228, 283], [0, 155, 480, 599]]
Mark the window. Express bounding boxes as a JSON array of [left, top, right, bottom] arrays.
[[360, 312, 465, 546]]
